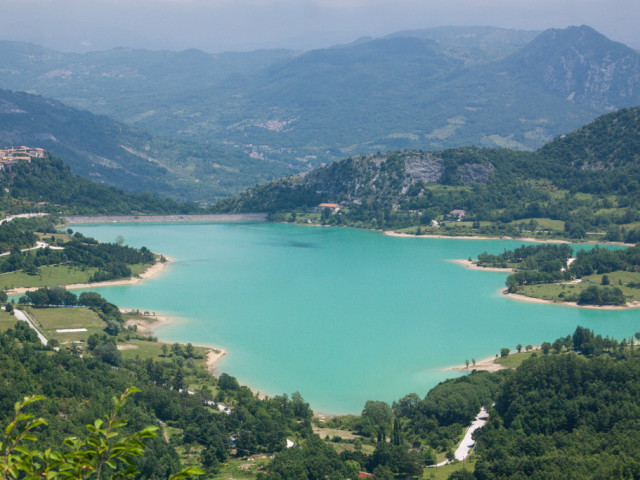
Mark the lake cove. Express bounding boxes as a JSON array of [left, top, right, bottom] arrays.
[[70, 222, 640, 414]]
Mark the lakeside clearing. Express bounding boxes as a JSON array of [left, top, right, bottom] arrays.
[[121, 309, 227, 374], [6, 256, 169, 295], [503, 288, 640, 310], [450, 346, 542, 372]]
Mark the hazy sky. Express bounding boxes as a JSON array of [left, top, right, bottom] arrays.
[[2, 0, 639, 52]]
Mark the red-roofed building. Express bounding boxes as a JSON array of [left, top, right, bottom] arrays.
[[358, 473, 375, 479], [318, 203, 341, 213]]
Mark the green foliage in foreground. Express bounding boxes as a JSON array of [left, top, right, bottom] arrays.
[[1, 389, 202, 480], [0, 324, 315, 479]]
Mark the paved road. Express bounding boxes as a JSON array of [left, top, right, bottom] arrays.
[[13, 308, 48, 346], [0, 213, 48, 225], [454, 407, 489, 461], [428, 406, 489, 467]]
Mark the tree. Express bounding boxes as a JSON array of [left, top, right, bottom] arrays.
[[465, 359, 470, 369], [0, 389, 202, 480], [359, 401, 393, 441], [516, 344, 523, 353], [602, 274, 610, 285], [500, 348, 510, 358]]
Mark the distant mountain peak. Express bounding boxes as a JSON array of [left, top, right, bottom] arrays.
[[512, 25, 640, 109]]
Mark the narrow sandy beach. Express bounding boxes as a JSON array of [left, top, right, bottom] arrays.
[[450, 258, 514, 273], [205, 348, 228, 375], [122, 310, 228, 374], [384, 231, 634, 247], [450, 355, 506, 372], [503, 288, 640, 310], [6, 256, 170, 295], [450, 345, 542, 372], [384, 231, 505, 240]]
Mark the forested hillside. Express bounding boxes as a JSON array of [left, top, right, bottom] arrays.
[[0, 89, 298, 202], [214, 106, 640, 240], [474, 335, 640, 479], [0, 154, 197, 214], [0, 326, 313, 479]]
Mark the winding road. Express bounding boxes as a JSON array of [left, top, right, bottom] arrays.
[[429, 406, 489, 467]]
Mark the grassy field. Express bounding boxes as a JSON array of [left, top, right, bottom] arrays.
[[0, 309, 18, 332], [495, 351, 536, 368], [507, 217, 565, 232], [0, 265, 100, 289], [423, 457, 476, 479], [210, 456, 270, 480], [0, 262, 152, 290], [24, 306, 106, 343], [312, 426, 360, 441], [517, 271, 640, 304]]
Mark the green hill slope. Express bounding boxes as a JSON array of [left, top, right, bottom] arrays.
[[214, 106, 640, 239], [0, 89, 299, 202], [0, 154, 195, 214]]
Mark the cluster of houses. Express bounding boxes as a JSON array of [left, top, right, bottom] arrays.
[[317, 203, 466, 223], [0, 146, 46, 169]]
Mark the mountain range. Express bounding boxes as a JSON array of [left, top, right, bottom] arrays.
[[1, 25, 639, 173], [0, 25, 639, 204]]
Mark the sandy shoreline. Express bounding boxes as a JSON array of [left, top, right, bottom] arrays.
[[502, 288, 640, 310], [6, 256, 170, 295], [450, 355, 506, 372], [450, 345, 542, 372], [122, 310, 228, 374], [450, 258, 514, 273], [384, 230, 634, 247]]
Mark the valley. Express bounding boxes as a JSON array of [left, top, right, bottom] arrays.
[[1, 19, 640, 480]]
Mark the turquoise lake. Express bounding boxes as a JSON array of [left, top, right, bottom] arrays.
[[71, 222, 640, 414]]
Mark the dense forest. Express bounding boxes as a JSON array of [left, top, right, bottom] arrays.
[[474, 328, 640, 479], [0, 323, 314, 479], [258, 327, 640, 479], [213, 106, 640, 241]]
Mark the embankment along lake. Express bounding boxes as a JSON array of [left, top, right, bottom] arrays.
[[71, 222, 640, 413]]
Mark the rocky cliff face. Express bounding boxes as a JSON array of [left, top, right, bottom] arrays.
[[513, 25, 640, 110]]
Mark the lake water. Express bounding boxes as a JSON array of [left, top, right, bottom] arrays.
[[70, 222, 640, 413]]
